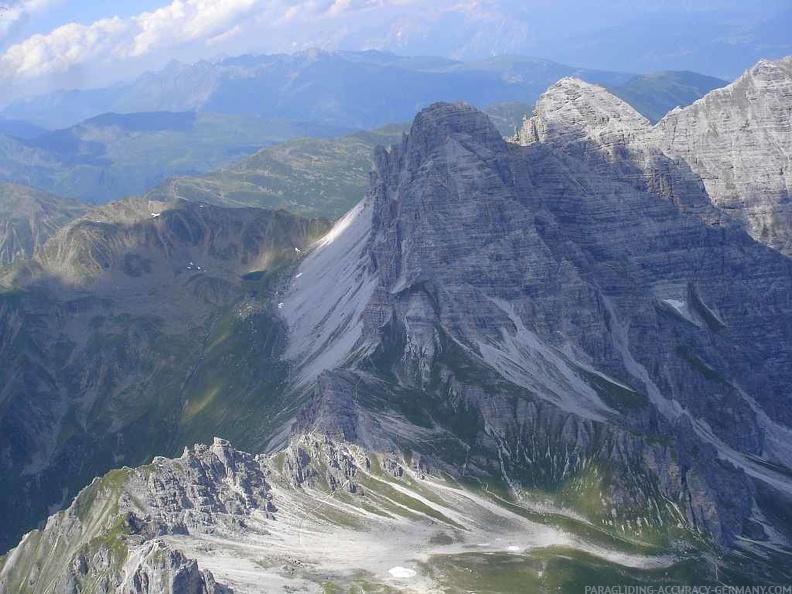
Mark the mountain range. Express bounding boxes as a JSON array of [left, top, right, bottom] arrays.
[[0, 52, 727, 209], [139, 62, 726, 221], [1, 51, 725, 131], [0, 55, 790, 592], [0, 112, 349, 205]]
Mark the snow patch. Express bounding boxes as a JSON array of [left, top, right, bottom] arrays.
[[388, 566, 417, 578]]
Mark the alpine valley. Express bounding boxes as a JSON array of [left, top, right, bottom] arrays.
[[1, 55, 791, 593]]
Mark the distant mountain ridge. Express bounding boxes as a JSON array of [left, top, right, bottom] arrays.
[[0, 51, 726, 209], [0, 183, 88, 266], [0, 112, 349, 204], [0, 50, 724, 131], [142, 62, 724, 221], [0, 118, 48, 140]]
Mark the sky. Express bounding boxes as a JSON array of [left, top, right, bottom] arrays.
[[0, 0, 790, 100]]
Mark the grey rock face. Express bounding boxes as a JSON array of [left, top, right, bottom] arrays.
[[520, 57, 792, 256], [654, 57, 792, 255], [121, 540, 231, 594], [283, 89, 792, 549]]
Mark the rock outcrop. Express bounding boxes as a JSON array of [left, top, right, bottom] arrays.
[[0, 439, 254, 593], [655, 57, 792, 255]]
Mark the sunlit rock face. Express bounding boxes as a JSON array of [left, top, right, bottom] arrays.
[[520, 56, 792, 256], [654, 57, 792, 256]]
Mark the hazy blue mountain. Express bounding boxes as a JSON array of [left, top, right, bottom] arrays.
[[1, 51, 637, 130], [0, 198, 330, 554], [0, 118, 48, 140], [0, 112, 349, 203], [611, 71, 728, 123]]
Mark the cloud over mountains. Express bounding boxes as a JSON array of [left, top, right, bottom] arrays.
[[0, 0, 789, 96]]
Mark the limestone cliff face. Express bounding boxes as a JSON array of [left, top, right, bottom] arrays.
[[283, 92, 792, 549], [0, 438, 255, 593], [654, 57, 792, 255], [520, 56, 792, 256]]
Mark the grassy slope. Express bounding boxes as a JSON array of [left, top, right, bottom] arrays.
[[146, 124, 409, 219]]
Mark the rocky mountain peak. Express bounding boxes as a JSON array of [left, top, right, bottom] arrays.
[[281, 66, 792, 555], [519, 76, 650, 146], [396, 101, 505, 164], [653, 55, 792, 255], [745, 55, 792, 83]]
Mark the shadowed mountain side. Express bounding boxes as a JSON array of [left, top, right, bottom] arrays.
[[0, 183, 88, 266], [0, 198, 330, 552]]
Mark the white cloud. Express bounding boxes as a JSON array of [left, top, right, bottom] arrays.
[[0, 0, 263, 80], [131, 0, 258, 57], [0, 17, 128, 78], [0, 0, 559, 85], [0, 0, 60, 39]]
